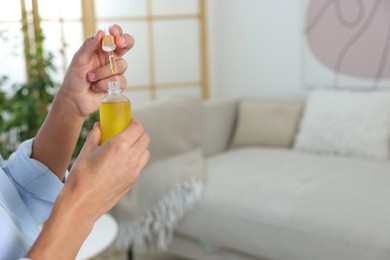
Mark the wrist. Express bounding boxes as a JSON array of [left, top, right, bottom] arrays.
[[27, 189, 95, 259], [57, 170, 103, 222], [54, 88, 87, 122]]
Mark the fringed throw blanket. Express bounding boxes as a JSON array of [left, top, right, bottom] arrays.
[[116, 179, 204, 250], [112, 96, 205, 251]]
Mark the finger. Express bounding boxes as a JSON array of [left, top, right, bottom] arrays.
[[73, 30, 105, 65], [136, 133, 151, 151], [83, 122, 102, 152], [109, 24, 123, 36], [112, 118, 145, 147], [91, 75, 127, 92], [129, 133, 150, 158], [88, 58, 128, 82], [114, 34, 135, 58], [137, 149, 151, 172], [108, 24, 135, 57], [124, 149, 150, 187]]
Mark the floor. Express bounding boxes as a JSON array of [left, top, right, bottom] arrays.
[[95, 245, 186, 260]]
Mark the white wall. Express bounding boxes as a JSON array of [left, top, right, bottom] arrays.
[[207, 0, 307, 99]]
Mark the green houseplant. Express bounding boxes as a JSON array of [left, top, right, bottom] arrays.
[[0, 7, 56, 158], [0, 10, 96, 160]]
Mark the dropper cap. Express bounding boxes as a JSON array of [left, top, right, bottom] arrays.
[[102, 28, 116, 52]]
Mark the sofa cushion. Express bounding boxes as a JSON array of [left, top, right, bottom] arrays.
[[231, 99, 304, 148], [294, 89, 390, 160], [176, 148, 390, 260]]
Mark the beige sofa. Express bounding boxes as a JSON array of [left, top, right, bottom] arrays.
[[120, 91, 390, 260]]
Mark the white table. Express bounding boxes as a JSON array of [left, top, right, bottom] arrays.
[[76, 214, 118, 260]]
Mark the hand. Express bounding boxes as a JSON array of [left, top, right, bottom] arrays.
[[59, 24, 135, 118], [31, 24, 134, 178], [27, 119, 149, 259], [63, 118, 150, 219]]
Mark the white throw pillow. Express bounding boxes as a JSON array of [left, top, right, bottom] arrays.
[[294, 89, 390, 160]]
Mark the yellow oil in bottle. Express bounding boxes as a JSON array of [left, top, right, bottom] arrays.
[[100, 81, 132, 144]]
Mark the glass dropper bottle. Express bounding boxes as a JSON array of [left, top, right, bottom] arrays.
[[102, 28, 117, 74], [100, 81, 132, 144]]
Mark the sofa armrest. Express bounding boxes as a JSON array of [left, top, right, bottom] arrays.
[[132, 95, 202, 162], [202, 98, 239, 157]]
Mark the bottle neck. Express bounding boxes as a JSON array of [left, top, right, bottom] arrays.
[[108, 81, 121, 95]]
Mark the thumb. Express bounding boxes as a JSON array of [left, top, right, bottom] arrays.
[[83, 122, 102, 152], [75, 30, 105, 64]]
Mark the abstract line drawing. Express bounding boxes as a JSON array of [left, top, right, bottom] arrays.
[[303, 0, 390, 89]]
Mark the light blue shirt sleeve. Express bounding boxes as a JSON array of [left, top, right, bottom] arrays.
[[2, 139, 65, 225]]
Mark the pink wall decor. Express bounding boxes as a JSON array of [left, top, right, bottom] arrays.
[[303, 0, 390, 88]]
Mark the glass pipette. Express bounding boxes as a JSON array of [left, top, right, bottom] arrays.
[[102, 29, 117, 74]]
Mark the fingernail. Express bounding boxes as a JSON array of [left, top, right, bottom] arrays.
[[87, 72, 96, 82], [92, 30, 99, 40], [110, 26, 120, 35], [93, 122, 99, 129]]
